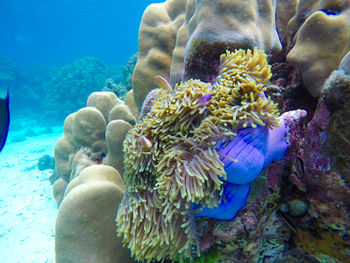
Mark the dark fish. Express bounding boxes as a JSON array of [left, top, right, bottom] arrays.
[[0, 85, 10, 151]]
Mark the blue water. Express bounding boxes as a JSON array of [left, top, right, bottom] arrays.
[[0, 0, 163, 66], [0, 0, 164, 125]]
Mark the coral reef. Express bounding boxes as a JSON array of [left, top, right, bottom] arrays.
[[103, 53, 138, 99], [290, 69, 350, 262], [51, 1, 350, 262], [43, 57, 109, 119], [0, 53, 137, 125], [176, 0, 282, 83], [124, 89, 138, 117], [53, 91, 136, 184], [197, 70, 350, 262], [39, 54, 136, 122], [37, 154, 55, 171], [0, 56, 56, 115], [117, 48, 290, 262], [132, 0, 349, 111], [132, 0, 187, 111], [275, 0, 297, 39], [175, 247, 221, 263]]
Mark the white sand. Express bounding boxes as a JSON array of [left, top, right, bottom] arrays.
[[0, 122, 62, 263]]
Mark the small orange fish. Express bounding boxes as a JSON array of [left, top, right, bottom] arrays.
[[0, 85, 10, 151]]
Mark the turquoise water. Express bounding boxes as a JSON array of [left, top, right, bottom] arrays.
[[0, 0, 163, 66], [0, 119, 61, 262], [0, 0, 163, 124]]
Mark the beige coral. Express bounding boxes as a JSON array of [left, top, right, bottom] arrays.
[[180, 0, 281, 79], [286, 0, 350, 96], [53, 91, 136, 204], [55, 165, 134, 263], [124, 89, 138, 117], [109, 104, 136, 125], [340, 51, 350, 73], [105, 120, 133, 176], [132, 0, 282, 113], [132, 0, 188, 111], [86, 91, 123, 122], [275, 0, 297, 38], [52, 178, 67, 208], [53, 90, 137, 262]]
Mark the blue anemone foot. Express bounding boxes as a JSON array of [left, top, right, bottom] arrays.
[[194, 122, 288, 221], [216, 124, 288, 184], [193, 183, 250, 220], [216, 126, 268, 184]]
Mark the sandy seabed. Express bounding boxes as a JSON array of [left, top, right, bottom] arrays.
[[0, 121, 62, 263]]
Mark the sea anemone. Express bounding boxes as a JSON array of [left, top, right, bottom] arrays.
[[116, 48, 288, 262]]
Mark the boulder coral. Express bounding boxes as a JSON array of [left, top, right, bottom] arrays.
[[53, 91, 136, 185], [116, 48, 290, 262], [52, 91, 136, 262], [132, 0, 282, 113], [55, 165, 134, 263], [132, 0, 188, 111], [286, 0, 350, 97], [133, 0, 350, 113]]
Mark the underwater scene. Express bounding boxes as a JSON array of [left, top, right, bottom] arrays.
[[0, 0, 349, 262]]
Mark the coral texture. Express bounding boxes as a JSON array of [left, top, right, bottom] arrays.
[[53, 91, 136, 186], [132, 0, 282, 113], [52, 91, 137, 262], [132, 0, 188, 111], [286, 0, 350, 97], [55, 165, 134, 263], [102, 53, 138, 99], [133, 0, 349, 106], [51, 1, 350, 262], [117, 48, 287, 262], [37, 154, 55, 171], [197, 69, 350, 262], [291, 69, 350, 262]]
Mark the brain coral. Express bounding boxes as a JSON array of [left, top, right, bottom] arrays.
[[116, 48, 287, 262]]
